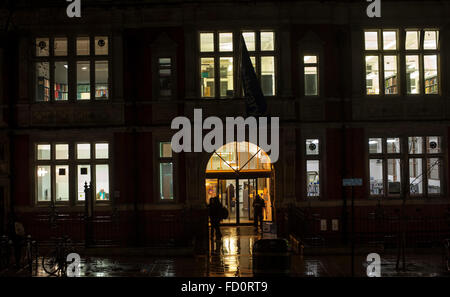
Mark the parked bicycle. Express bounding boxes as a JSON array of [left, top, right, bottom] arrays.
[[42, 236, 74, 276]]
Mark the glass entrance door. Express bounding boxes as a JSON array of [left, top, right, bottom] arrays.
[[220, 179, 237, 224], [205, 177, 273, 224], [238, 179, 256, 224]]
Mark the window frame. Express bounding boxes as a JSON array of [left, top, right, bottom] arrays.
[[304, 137, 322, 199], [33, 35, 112, 103], [156, 141, 176, 202], [198, 29, 277, 99], [364, 29, 400, 97], [407, 136, 443, 198], [156, 56, 175, 100], [33, 141, 112, 206], [302, 53, 320, 97], [363, 28, 441, 97], [367, 136, 444, 199]]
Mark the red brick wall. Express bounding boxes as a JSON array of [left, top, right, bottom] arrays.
[[12, 135, 29, 207]]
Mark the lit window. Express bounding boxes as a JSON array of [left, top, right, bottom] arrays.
[[77, 165, 91, 201], [364, 29, 440, 96], [96, 164, 109, 201], [55, 144, 69, 160], [369, 136, 443, 198], [405, 31, 420, 50], [305, 139, 320, 198], [366, 56, 380, 95], [260, 32, 274, 51], [95, 36, 108, 55], [424, 30, 438, 50], [95, 143, 109, 159], [242, 32, 255, 51], [383, 31, 397, 50], [36, 38, 50, 56], [406, 55, 420, 94], [219, 33, 233, 52], [54, 38, 67, 56], [35, 36, 111, 102], [364, 31, 378, 50], [220, 57, 233, 97], [37, 165, 51, 201], [304, 55, 318, 96], [424, 55, 438, 94], [405, 29, 440, 95], [77, 143, 91, 159], [35, 142, 111, 203], [427, 158, 441, 194], [201, 57, 215, 98], [261, 56, 275, 96], [76, 37, 90, 55], [369, 137, 403, 197], [158, 58, 173, 97], [387, 159, 401, 195], [95, 61, 109, 99], [77, 61, 90, 100], [37, 144, 51, 160], [306, 139, 319, 155], [384, 56, 397, 94], [408, 137, 442, 196], [386, 138, 400, 153], [200, 33, 214, 52], [36, 62, 50, 102], [200, 30, 276, 98], [159, 142, 174, 200], [369, 138, 382, 154], [55, 62, 68, 101], [369, 159, 383, 195], [55, 165, 69, 201], [364, 29, 398, 95], [426, 136, 441, 153]]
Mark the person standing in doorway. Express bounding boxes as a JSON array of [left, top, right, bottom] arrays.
[[253, 194, 265, 231], [208, 196, 223, 240], [227, 183, 235, 213]]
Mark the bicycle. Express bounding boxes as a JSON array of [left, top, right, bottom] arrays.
[[42, 236, 74, 276], [444, 239, 450, 272]]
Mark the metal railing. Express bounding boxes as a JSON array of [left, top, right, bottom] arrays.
[[288, 206, 450, 248]]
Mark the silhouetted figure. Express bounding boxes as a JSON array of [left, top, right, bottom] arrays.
[[253, 194, 265, 231], [208, 196, 222, 240]]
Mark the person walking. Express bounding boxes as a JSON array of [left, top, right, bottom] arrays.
[[253, 194, 265, 231], [208, 196, 223, 240]]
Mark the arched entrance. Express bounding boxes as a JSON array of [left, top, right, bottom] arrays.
[[205, 142, 274, 225]]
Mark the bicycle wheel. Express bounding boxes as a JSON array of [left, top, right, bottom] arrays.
[[42, 250, 59, 275]]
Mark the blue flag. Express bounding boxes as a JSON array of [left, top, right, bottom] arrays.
[[240, 35, 267, 117]]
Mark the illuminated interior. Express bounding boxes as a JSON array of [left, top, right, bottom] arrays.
[[205, 142, 273, 224], [205, 142, 271, 173]]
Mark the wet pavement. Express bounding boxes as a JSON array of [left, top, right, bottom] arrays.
[[1, 226, 449, 277]]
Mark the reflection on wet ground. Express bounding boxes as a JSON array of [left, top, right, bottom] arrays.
[[1, 226, 449, 277]]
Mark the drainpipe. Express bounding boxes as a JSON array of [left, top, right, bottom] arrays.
[[337, 28, 349, 245]]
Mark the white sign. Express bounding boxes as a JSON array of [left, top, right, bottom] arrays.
[[367, 253, 381, 277]]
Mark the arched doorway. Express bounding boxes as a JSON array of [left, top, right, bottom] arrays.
[[205, 142, 274, 225]]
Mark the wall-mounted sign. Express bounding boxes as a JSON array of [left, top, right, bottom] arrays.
[[342, 178, 363, 187]]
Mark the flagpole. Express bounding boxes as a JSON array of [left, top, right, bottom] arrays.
[[237, 35, 243, 99]]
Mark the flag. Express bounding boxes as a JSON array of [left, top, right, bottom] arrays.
[[239, 35, 267, 117]]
